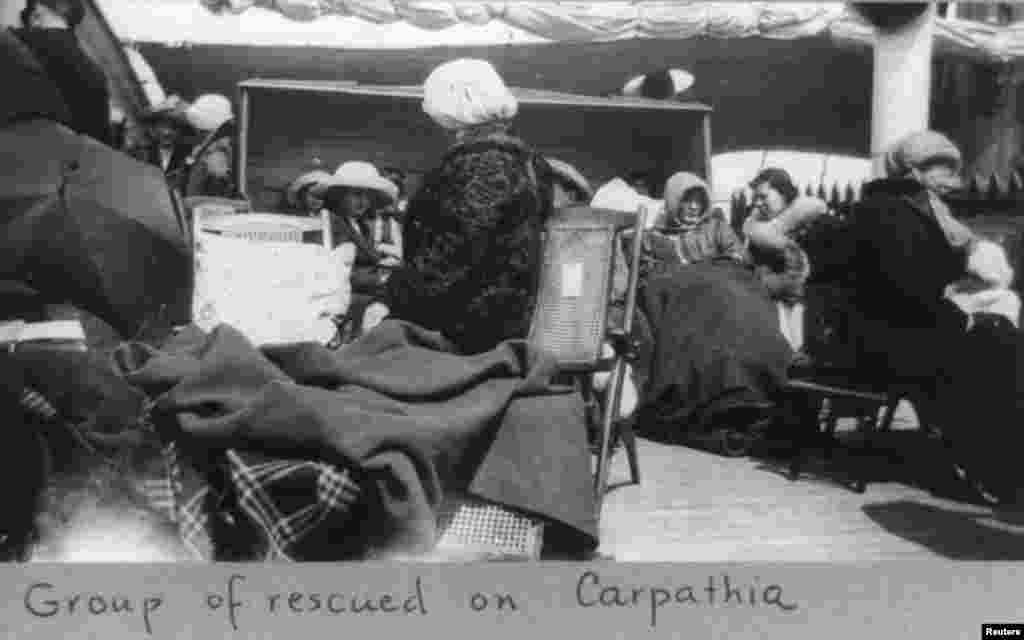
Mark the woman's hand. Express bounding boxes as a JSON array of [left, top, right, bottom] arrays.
[[966, 240, 1014, 288]]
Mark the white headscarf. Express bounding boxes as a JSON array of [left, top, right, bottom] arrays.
[[422, 59, 518, 131]]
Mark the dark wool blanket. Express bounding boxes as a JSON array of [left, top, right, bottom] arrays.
[[112, 320, 598, 556], [636, 260, 793, 438]]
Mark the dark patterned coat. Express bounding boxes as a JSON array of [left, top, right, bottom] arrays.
[[385, 129, 554, 354]]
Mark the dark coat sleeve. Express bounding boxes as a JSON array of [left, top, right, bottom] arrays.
[[850, 199, 968, 334], [15, 28, 111, 145]]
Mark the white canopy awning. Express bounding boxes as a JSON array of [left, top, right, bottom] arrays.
[[98, 0, 1024, 63]]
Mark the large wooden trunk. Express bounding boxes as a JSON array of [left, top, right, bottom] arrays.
[[235, 78, 713, 212]]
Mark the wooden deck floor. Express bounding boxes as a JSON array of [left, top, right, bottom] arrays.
[[596, 404, 1024, 562]]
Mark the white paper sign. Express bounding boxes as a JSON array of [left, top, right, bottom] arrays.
[[562, 262, 584, 298]]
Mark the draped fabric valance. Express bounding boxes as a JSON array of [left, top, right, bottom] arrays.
[[98, 0, 1024, 63]]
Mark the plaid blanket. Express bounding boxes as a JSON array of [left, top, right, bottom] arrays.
[[161, 443, 361, 561]]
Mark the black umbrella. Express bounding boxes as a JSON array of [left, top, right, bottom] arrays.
[[0, 119, 193, 339]]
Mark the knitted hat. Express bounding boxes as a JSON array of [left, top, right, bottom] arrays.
[[885, 130, 962, 177]]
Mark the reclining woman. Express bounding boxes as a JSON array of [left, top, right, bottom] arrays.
[[385, 59, 555, 355]]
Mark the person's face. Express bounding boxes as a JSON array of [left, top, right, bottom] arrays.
[[203, 149, 230, 178], [912, 162, 961, 197], [341, 189, 372, 218], [751, 182, 787, 220], [302, 189, 323, 214], [676, 190, 706, 223], [152, 122, 180, 149], [552, 182, 574, 208]]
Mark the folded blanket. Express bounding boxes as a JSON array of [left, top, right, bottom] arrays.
[[114, 320, 597, 558]]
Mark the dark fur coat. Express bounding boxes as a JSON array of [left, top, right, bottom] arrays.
[[385, 130, 554, 354]]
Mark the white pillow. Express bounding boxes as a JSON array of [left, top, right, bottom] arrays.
[[193, 234, 354, 345]]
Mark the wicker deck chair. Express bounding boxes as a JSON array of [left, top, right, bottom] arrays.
[[528, 204, 646, 504], [432, 205, 647, 559]]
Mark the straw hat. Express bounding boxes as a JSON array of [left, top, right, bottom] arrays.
[[285, 170, 332, 208], [546, 158, 593, 201], [185, 94, 233, 132], [315, 161, 398, 202]]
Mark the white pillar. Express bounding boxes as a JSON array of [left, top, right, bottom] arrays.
[[1, 0, 21, 26], [870, 5, 936, 177]]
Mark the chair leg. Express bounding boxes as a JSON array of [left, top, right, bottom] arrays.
[[878, 392, 901, 432], [823, 411, 839, 461], [783, 392, 815, 481], [595, 360, 631, 502], [617, 416, 640, 486], [593, 368, 617, 503], [852, 412, 877, 494]]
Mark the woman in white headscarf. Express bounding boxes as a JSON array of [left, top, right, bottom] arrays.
[[385, 58, 555, 354]]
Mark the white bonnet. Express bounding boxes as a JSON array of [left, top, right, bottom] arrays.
[[422, 58, 518, 130]]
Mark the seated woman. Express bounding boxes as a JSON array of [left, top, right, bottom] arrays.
[[316, 161, 401, 339], [179, 94, 236, 199], [385, 59, 554, 355], [653, 171, 743, 264], [743, 168, 829, 352], [809, 130, 1023, 503], [592, 179, 792, 449]]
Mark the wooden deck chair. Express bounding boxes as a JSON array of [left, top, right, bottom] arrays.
[[782, 283, 924, 493], [528, 204, 646, 505], [191, 207, 355, 346]]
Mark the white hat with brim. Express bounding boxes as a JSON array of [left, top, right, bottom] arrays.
[[314, 161, 398, 203]]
